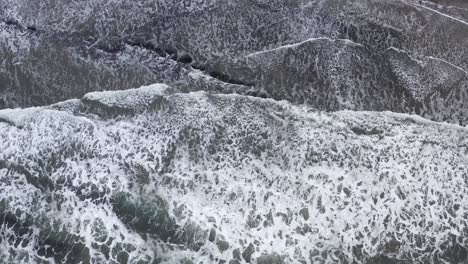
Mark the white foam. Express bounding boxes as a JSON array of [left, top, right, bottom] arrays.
[[407, 1, 468, 26], [82, 83, 172, 109], [245, 37, 364, 58], [1, 90, 467, 263]]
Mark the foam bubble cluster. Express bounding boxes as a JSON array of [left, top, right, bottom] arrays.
[[0, 85, 467, 263]]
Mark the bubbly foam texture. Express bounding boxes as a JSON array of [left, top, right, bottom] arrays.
[[0, 85, 467, 263]]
